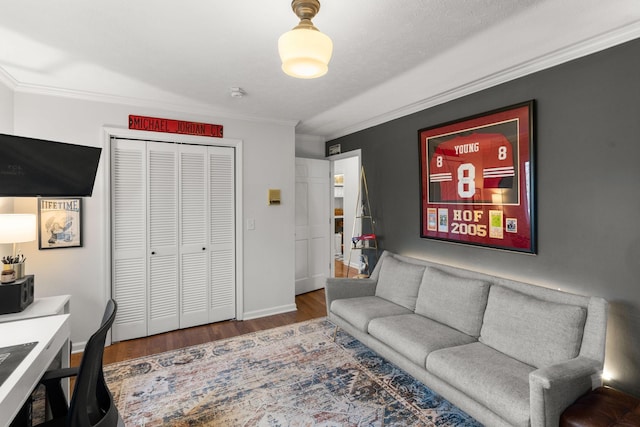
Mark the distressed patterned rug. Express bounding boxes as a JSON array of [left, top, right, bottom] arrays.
[[103, 318, 482, 426]]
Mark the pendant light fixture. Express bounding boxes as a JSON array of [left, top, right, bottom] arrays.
[[278, 0, 333, 79]]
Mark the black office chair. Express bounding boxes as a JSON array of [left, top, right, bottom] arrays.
[[35, 299, 124, 427]]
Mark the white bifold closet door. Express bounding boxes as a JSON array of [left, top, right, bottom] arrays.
[[111, 138, 235, 342]]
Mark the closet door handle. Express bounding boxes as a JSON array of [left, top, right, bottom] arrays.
[[202, 247, 206, 251], [151, 251, 156, 255]]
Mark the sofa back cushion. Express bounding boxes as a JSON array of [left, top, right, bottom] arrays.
[[375, 255, 426, 310], [415, 267, 490, 337], [479, 285, 587, 368]]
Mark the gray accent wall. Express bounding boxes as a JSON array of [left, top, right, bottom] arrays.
[[327, 38, 640, 397]]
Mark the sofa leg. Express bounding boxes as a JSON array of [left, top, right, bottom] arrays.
[[333, 325, 339, 342]]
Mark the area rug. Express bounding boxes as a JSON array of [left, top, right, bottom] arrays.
[[104, 318, 482, 426]]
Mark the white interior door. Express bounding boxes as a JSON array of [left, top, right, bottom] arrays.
[[207, 146, 236, 321], [179, 144, 209, 328], [147, 142, 179, 335], [111, 139, 147, 342], [295, 158, 330, 295], [178, 144, 236, 326]]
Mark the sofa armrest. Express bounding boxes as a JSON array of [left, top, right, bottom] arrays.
[[325, 278, 377, 315], [529, 356, 602, 427]]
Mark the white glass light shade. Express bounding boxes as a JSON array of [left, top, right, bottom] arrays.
[[0, 214, 36, 244], [278, 28, 333, 79]]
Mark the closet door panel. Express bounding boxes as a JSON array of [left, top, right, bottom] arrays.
[[210, 249, 235, 320], [179, 145, 210, 328], [147, 142, 179, 335], [208, 146, 236, 321], [111, 139, 147, 341], [181, 251, 208, 324]]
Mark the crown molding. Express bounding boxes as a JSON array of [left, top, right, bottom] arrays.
[[0, 67, 18, 90], [9, 80, 299, 128], [324, 21, 640, 141]]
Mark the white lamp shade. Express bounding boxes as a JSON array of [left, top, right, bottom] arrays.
[[278, 28, 333, 79], [0, 214, 37, 244]]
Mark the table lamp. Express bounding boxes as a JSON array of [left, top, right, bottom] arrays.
[[0, 214, 36, 312], [0, 214, 36, 274]]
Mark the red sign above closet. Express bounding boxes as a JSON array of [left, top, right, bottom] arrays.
[[128, 115, 223, 138]]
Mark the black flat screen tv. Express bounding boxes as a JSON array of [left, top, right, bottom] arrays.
[[0, 133, 102, 197]]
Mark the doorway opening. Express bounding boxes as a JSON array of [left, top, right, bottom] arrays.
[[329, 150, 361, 278]]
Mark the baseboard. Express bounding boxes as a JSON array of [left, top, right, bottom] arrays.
[[242, 303, 297, 321], [72, 340, 87, 354]]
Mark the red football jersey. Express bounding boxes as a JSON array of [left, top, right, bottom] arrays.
[[429, 132, 515, 203]]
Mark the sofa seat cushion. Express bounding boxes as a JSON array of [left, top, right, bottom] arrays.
[[368, 314, 477, 367], [479, 285, 587, 368], [375, 255, 426, 310], [415, 267, 490, 337], [427, 342, 535, 427], [330, 296, 412, 332]]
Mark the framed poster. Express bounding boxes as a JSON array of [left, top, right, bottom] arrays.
[[38, 197, 83, 249], [419, 100, 536, 253]]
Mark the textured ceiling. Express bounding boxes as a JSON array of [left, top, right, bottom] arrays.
[[1, 0, 639, 139]]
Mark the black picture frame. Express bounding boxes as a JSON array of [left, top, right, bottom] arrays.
[[38, 197, 83, 249], [418, 100, 536, 253]]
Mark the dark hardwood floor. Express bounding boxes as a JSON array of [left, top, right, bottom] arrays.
[[83, 288, 326, 366], [73, 259, 354, 366], [335, 257, 359, 278]]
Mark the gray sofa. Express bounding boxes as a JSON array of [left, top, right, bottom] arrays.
[[326, 251, 608, 427]]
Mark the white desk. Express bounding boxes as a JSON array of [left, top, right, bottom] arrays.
[[0, 295, 71, 323], [0, 294, 72, 418], [0, 315, 70, 427]]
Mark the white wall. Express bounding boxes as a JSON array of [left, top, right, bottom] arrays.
[[0, 79, 14, 254], [0, 196, 13, 244], [11, 91, 296, 346], [0, 78, 13, 133], [295, 133, 325, 159]]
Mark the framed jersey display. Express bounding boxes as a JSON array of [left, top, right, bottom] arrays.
[[419, 101, 536, 253]]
